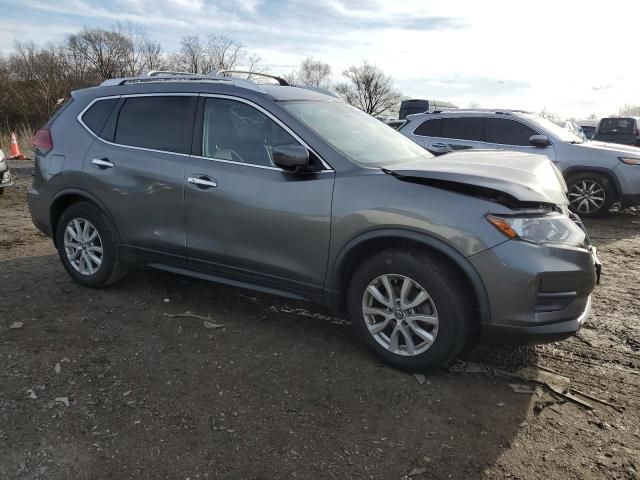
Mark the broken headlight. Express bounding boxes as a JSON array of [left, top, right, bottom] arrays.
[[487, 212, 586, 247]]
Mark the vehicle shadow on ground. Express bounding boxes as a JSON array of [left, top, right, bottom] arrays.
[[1, 255, 536, 479]]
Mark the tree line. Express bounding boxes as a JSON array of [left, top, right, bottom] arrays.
[[0, 24, 402, 132]]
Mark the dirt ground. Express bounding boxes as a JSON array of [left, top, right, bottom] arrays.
[[1, 161, 639, 480]]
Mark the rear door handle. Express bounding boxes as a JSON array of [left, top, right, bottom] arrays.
[[92, 158, 114, 169], [187, 176, 218, 189]]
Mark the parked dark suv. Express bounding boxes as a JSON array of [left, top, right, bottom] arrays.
[[28, 71, 600, 371], [593, 116, 640, 147]]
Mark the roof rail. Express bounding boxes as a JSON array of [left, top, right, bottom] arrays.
[[147, 70, 200, 77], [215, 70, 290, 86]]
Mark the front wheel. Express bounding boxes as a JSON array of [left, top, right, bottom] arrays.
[[347, 250, 471, 372], [566, 172, 615, 218]]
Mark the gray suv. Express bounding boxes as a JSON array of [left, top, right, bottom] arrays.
[[28, 71, 600, 371], [399, 109, 640, 217]]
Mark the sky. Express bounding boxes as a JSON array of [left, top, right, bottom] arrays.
[[1, 0, 638, 119]]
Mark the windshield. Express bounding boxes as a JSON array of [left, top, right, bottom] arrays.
[[281, 100, 433, 167], [521, 114, 585, 143]]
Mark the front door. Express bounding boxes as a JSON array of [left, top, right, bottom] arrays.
[[184, 96, 335, 296]]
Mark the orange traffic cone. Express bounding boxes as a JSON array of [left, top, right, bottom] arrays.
[[8, 132, 26, 160]]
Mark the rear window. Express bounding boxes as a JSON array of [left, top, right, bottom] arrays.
[[598, 117, 636, 134], [82, 98, 118, 136], [114, 96, 195, 154], [441, 117, 485, 141], [413, 118, 443, 137]]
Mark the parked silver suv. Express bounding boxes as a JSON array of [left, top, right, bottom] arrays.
[[399, 109, 640, 217], [28, 72, 600, 371]]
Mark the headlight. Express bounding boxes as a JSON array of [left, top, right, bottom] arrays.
[[487, 213, 586, 247], [1, 171, 9, 183], [619, 157, 640, 165]]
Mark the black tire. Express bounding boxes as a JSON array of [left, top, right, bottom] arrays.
[[347, 249, 471, 372], [55, 201, 126, 287], [0, 188, 4, 196], [566, 172, 615, 218]]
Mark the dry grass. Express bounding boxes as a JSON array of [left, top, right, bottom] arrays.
[[0, 124, 35, 160]]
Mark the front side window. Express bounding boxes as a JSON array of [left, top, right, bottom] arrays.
[[414, 118, 443, 137], [282, 100, 433, 167], [486, 118, 538, 146], [114, 96, 195, 154], [202, 98, 301, 167], [440, 117, 485, 141]]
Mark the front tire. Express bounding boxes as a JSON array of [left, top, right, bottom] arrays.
[[566, 172, 614, 218], [55, 201, 126, 287], [347, 250, 471, 372]]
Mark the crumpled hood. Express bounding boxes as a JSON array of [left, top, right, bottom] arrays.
[[579, 140, 640, 156], [387, 150, 568, 206]]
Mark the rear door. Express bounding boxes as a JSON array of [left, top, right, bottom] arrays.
[[82, 94, 197, 262], [184, 95, 335, 296], [484, 117, 555, 160], [435, 117, 486, 154]]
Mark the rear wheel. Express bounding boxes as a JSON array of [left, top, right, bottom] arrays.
[[347, 250, 470, 372], [55, 202, 126, 287], [566, 172, 614, 218]]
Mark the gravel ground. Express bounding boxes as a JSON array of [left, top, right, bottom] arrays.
[[1, 166, 639, 479]]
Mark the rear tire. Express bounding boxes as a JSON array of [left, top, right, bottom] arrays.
[[347, 249, 471, 372], [566, 172, 614, 218], [55, 201, 126, 287]]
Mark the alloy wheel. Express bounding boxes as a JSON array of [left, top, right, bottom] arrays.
[[362, 274, 439, 356], [63, 218, 103, 276], [568, 180, 605, 214]]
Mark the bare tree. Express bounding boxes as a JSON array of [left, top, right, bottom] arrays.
[[619, 104, 640, 116], [539, 107, 562, 123], [297, 57, 331, 88], [67, 27, 132, 79], [467, 101, 480, 109], [206, 35, 243, 71], [177, 35, 206, 73], [335, 61, 401, 116]]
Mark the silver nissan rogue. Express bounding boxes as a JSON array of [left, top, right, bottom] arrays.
[[27, 71, 600, 371]]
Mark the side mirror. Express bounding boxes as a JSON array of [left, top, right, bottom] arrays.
[[529, 135, 550, 147], [272, 144, 310, 171]]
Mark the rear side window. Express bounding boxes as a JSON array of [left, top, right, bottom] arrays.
[[82, 98, 118, 137], [486, 118, 538, 146], [598, 117, 635, 134], [114, 96, 195, 154], [440, 117, 485, 141], [413, 118, 443, 137]]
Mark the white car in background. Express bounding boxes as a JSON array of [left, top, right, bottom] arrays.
[[398, 109, 640, 217]]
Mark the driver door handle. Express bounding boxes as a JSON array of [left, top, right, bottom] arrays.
[[187, 176, 218, 189]]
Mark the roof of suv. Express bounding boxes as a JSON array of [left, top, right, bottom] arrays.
[[78, 71, 338, 103], [405, 109, 532, 121]]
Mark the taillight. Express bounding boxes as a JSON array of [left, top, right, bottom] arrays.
[[32, 128, 53, 152]]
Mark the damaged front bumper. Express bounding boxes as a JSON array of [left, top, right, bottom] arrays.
[[469, 232, 599, 345]]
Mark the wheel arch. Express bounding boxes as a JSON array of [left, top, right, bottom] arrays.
[[563, 166, 622, 201], [326, 229, 491, 333], [50, 189, 121, 248]]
